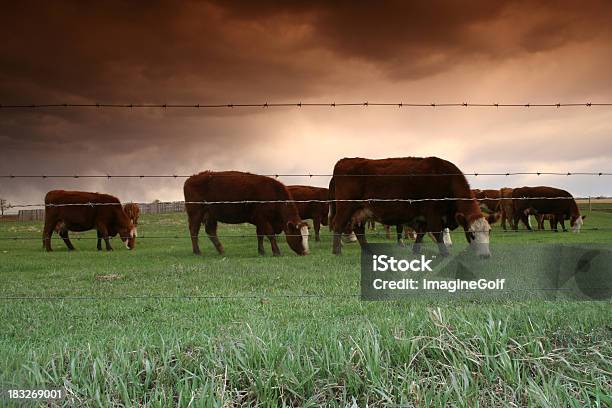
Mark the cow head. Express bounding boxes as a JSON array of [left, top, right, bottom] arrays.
[[571, 215, 586, 233], [487, 212, 501, 225], [119, 223, 137, 250], [285, 220, 309, 255], [456, 213, 491, 258]]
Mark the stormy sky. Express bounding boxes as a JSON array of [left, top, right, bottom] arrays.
[[1, 1, 612, 208]]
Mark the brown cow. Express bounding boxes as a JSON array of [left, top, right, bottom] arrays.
[[329, 157, 493, 257], [43, 190, 136, 251], [123, 202, 140, 226], [287, 185, 328, 242], [184, 171, 309, 256], [499, 187, 515, 230], [512, 186, 585, 232], [471, 189, 501, 215]]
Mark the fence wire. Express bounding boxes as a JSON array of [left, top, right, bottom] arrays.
[[2, 102, 612, 110], [7, 196, 612, 209], [1, 227, 610, 241], [2, 172, 612, 178]]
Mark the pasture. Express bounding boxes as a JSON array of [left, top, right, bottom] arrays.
[[1, 208, 611, 406]]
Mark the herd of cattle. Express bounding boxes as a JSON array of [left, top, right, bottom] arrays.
[[41, 156, 586, 258]]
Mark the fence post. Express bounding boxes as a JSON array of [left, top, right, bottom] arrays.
[[588, 196, 592, 213]]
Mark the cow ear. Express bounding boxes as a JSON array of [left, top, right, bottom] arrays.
[[455, 213, 468, 229], [581, 215, 587, 220]]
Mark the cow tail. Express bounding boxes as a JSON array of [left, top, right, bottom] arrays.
[[328, 176, 336, 231]]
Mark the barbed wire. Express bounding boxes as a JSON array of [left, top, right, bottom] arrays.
[[2, 172, 611, 179], [7, 196, 612, 209], [1, 102, 612, 110], [1, 227, 610, 241]]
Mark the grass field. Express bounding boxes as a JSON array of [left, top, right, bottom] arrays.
[[1, 209, 611, 407]]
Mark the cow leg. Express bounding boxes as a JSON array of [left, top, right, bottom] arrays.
[[352, 223, 368, 248], [384, 225, 392, 240], [261, 222, 280, 256], [551, 216, 559, 232], [396, 225, 405, 247], [559, 215, 567, 232], [536, 215, 544, 231], [269, 234, 281, 256], [520, 213, 532, 231], [187, 208, 204, 255], [412, 232, 425, 254], [332, 232, 342, 255], [313, 216, 321, 242], [512, 214, 520, 231], [205, 219, 224, 255], [42, 220, 56, 252], [331, 207, 353, 255], [97, 224, 112, 251], [549, 216, 555, 230], [426, 215, 449, 256], [431, 231, 450, 257], [59, 227, 75, 250], [96, 230, 103, 250], [256, 224, 266, 256], [501, 211, 507, 230]]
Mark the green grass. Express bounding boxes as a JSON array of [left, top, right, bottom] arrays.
[[0, 211, 611, 407]]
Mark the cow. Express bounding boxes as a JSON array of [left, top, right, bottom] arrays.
[[471, 189, 501, 215], [512, 186, 585, 232], [287, 185, 328, 242], [184, 171, 309, 256], [43, 190, 136, 251], [123, 202, 140, 226], [329, 157, 493, 258], [499, 187, 516, 230]]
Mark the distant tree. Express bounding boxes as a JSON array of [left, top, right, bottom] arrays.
[[0, 198, 10, 216], [152, 199, 161, 203]]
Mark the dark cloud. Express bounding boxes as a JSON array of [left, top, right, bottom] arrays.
[[1, 1, 612, 205]]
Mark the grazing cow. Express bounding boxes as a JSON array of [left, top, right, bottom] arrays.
[[329, 157, 493, 257], [123, 202, 140, 226], [471, 189, 501, 215], [287, 185, 328, 242], [512, 186, 585, 232], [184, 171, 309, 256], [43, 190, 136, 251], [499, 187, 516, 230]]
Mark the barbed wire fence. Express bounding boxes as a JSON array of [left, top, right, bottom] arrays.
[[2, 171, 612, 178], [2, 102, 611, 301], [2, 101, 612, 109], [2, 170, 611, 235]]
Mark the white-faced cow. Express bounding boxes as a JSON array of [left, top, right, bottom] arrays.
[[287, 185, 328, 242], [329, 157, 494, 258], [43, 190, 136, 251], [512, 186, 585, 232]]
